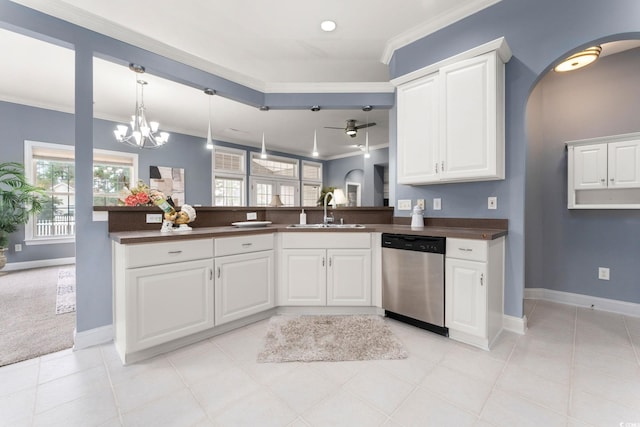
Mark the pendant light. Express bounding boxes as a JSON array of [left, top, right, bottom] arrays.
[[363, 105, 371, 158], [113, 64, 169, 149], [204, 88, 215, 149], [311, 105, 320, 157], [260, 132, 268, 159]]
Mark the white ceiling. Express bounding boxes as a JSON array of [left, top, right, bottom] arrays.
[[3, 1, 638, 158]]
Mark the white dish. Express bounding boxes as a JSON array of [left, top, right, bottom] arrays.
[[231, 221, 272, 228]]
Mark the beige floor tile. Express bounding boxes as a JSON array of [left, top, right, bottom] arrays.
[[213, 388, 297, 427], [0, 358, 40, 397], [303, 388, 387, 427], [570, 390, 640, 427], [0, 387, 36, 427], [191, 365, 261, 417], [344, 366, 415, 415], [419, 365, 493, 415], [479, 389, 567, 427], [268, 365, 339, 415], [120, 388, 208, 427], [32, 388, 118, 427], [391, 387, 477, 427]]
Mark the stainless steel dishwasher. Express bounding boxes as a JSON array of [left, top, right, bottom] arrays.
[[382, 233, 448, 336]]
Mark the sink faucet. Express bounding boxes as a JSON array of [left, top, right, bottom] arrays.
[[323, 192, 334, 224]]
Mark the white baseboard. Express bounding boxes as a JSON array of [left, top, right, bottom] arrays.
[[503, 314, 527, 334], [74, 324, 113, 350], [3, 257, 76, 271], [525, 288, 640, 318]]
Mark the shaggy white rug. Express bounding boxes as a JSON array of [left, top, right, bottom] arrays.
[[257, 315, 408, 363]]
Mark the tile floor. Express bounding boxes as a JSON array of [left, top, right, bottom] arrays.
[[1, 299, 639, 427]]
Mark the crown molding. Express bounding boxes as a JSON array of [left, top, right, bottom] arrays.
[[380, 0, 502, 65]]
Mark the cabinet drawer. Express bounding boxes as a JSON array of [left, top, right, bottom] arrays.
[[214, 233, 274, 256], [125, 238, 213, 268], [446, 238, 487, 262], [282, 232, 370, 249]]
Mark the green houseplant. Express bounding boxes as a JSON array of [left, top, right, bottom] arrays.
[[0, 162, 45, 269]]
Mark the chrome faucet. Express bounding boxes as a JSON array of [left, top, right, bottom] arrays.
[[323, 191, 334, 224]]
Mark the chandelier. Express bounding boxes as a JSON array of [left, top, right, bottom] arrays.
[[113, 64, 169, 149]]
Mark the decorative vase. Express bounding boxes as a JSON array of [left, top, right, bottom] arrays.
[[0, 247, 7, 270]]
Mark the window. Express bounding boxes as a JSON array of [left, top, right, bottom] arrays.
[[24, 140, 137, 244], [212, 146, 246, 206], [250, 177, 300, 207], [250, 153, 298, 179], [301, 160, 322, 207]]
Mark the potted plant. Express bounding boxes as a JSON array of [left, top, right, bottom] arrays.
[[0, 162, 45, 270]]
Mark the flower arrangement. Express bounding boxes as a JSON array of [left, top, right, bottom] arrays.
[[119, 180, 154, 206]]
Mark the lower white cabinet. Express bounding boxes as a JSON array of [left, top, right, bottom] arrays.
[[113, 238, 214, 362], [279, 233, 372, 306], [214, 250, 274, 325], [445, 237, 505, 350]]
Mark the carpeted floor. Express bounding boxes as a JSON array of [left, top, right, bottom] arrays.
[[257, 314, 408, 363], [0, 265, 76, 366]]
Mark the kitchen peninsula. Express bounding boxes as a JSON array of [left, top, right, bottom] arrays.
[[103, 206, 507, 363]]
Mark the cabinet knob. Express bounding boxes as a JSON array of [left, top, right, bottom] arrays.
[[600, 178, 605, 183], [610, 178, 615, 183]]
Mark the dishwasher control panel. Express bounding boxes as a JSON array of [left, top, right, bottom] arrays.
[[381, 233, 445, 254]]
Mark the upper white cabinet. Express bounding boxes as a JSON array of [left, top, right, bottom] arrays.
[[394, 38, 510, 185], [567, 132, 640, 208]]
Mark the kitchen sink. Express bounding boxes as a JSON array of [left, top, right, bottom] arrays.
[[286, 223, 365, 229]]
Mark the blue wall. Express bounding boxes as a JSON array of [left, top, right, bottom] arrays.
[[389, 0, 640, 317], [526, 48, 640, 303]]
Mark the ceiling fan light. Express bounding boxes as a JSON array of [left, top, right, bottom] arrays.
[[320, 20, 336, 32], [554, 46, 602, 72]]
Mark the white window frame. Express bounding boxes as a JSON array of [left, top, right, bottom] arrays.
[[212, 146, 246, 206], [24, 140, 138, 245], [301, 160, 323, 207], [249, 177, 300, 207], [250, 152, 299, 180]]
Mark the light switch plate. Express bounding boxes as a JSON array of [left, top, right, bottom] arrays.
[[598, 267, 610, 280], [398, 199, 412, 210], [15, 244, 22, 252], [433, 198, 441, 210], [488, 196, 497, 210], [247, 212, 257, 220], [146, 213, 163, 223]]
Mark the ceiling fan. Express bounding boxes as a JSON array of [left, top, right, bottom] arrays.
[[325, 119, 376, 138]]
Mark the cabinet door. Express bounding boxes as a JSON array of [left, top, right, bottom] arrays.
[[608, 140, 640, 188], [280, 249, 327, 305], [126, 259, 214, 352], [214, 250, 274, 325], [440, 52, 498, 181], [573, 143, 607, 189], [327, 249, 371, 306], [445, 258, 487, 339], [397, 73, 439, 184]]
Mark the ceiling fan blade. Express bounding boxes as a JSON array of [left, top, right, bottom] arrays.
[[324, 126, 345, 130], [355, 122, 376, 130]]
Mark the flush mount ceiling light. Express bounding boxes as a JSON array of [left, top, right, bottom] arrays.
[[113, 64, 169, 149], [320, 20, 336, 32], [554, 46, 602, 72], [204, 88, 215, 149]]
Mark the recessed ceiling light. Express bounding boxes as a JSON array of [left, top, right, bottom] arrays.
[[320, 20, 336, 32], [554, 46, 602, 72]]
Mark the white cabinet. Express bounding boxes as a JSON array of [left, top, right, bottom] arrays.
[[567, 132, 640, 208], [395, 39, 510, 185], [214, 234, 275, 325], [113, 238, 214, 363], [445, 237, 504, 350], [279, 233, 372, 306]]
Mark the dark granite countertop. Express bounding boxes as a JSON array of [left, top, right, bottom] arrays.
[[110, 223, 507, 244]]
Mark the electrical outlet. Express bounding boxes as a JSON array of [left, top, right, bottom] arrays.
[[247, 212, 257, 220], [598, 267, 610, 280], [416, 199, 425, 210], [398, 199, 412, 210], [488, 196, 497, 210], [145, 213, 163, 224], [433, 198, 441, 210], [15, 244, 22, 252]]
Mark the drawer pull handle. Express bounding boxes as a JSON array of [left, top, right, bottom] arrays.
[[459, 248, 473, 252], [480, 273, 484, 286], [209, 268, 213, 280], [168, 250, 183, 255], [322, 257, 325, 267], [329, 257, 332, 267], [241, 243, 253, 247], [217, 267, 221, 278]]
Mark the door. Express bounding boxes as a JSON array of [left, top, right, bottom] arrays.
[[280, 249, 327, 305], [126, 259, 214, 352], [608, 139, 640, 188], [445, 258, 487, 339], [440, 52, 497, 181], [573, 143, 607, 189], [214, 251, 274, 325], [397, 73, 439, 184], [327, 249, 371, 306]]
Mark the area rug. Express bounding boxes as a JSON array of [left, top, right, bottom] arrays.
[[257, 315, 408, 363], [55, 267, 76, 314]]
